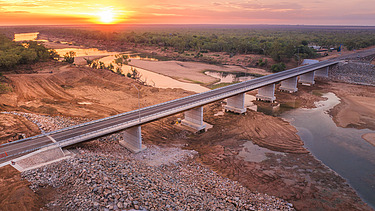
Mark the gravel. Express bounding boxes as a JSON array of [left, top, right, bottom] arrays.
[[3, 112, 294, 210], [22, 141, 295, 210], [329, 61, 375, 86]]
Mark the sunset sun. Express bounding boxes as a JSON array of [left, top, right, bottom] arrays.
[[98, 10, 115, 24]]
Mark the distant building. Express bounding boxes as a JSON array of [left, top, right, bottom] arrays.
[[308, 45, 321, 50], [302, 59, 319, 66]]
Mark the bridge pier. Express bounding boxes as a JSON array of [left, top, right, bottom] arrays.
[[256, 84, 276, 102], [181, 106, 206, 131], [299, 71, 315, 85], [315, 67, 329, 77], [280, 77, 298, 93], [119, 126, 146, 153], [224, 93, 246, 114]]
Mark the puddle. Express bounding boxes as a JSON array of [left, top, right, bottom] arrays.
[[77, 102, 92, 105], [238, 140, 284, 162], [205, 71, 254, 85]]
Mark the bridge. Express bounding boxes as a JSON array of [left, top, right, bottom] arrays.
[[0, 59, 339, 168]]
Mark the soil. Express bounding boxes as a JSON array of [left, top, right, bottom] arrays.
[[0, 113, 40, 145], [0, 60, 193, 119], [0, 165, 47, 211]]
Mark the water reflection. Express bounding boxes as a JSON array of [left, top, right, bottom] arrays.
[[256, 100, 301, 116], [205, 71, 254, 84], [14, 32, 48, 42], [99, 55, 210, 93]]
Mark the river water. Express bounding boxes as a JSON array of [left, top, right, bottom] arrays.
[[281, 93, 375, 208]]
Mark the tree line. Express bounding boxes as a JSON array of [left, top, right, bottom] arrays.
[[40, 27, 375, 63], [0, 34, 59, 70]]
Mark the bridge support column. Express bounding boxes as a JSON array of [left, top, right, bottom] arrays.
[[181, 107, 206, 131], [299, 71, 315, 85], [120, 126, 146, 153], [224, 93, 246, 114], [280, 77, 298, 93], [315, 67, 329, 77], [256, 84, 276, 102]]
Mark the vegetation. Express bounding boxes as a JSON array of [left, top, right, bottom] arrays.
[[271, 63, 286, 72], [0, 34, 59, 70], [62, 51, 76, 64]]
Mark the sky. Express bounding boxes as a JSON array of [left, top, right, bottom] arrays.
[[0, 0, 374, 26]]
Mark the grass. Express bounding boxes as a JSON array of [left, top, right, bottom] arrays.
[[209, 82, 240, 89], [0, 83, 12, 94], [203, 69, 264, 78], [183, 78, 205, 85], [312, 90, 324, 97]]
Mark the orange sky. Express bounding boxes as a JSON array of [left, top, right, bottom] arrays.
[[0, 0, 374, 25]]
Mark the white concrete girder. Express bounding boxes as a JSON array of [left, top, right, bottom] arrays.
[[256, 84, 276, 102], [315, 66, 329, 77], [280, 77, 298, 93], [119, 126, 146, 153], [181, 106, 206, 131], [224, 93, 247, 114], [299, 71, 315, 85]]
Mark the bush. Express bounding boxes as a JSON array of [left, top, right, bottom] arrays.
[[63, 51, 76, 64], [0, 34, 58, 70], [271, 62, 286, 72]]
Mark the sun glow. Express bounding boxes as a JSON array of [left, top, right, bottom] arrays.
[[98, 10, 115, 24]]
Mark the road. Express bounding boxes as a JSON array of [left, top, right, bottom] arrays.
[[0, 59, 339, 163]]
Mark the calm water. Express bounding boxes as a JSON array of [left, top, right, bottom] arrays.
[[281, 93, 375, 208], [205, 71, 254, 84]]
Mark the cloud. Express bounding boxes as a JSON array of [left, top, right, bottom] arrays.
[[4, 10, 30, 13]]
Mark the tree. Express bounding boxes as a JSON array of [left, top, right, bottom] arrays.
[[271, 62, 286, 73], [63, 51, 76, 64]]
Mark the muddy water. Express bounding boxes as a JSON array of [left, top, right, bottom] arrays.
[[205, 71, 254, 84], [281, 93, 375, 208]]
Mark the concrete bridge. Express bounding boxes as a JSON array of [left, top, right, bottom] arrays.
[[0, 59, 339, 168]]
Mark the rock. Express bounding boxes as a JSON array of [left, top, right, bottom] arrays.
[[117, 202, 123, 209]]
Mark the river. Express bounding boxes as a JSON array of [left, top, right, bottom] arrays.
[[281, 93, 375, 208]]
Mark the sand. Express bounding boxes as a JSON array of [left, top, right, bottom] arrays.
[[327, 82, 375, 130], [129, 59, 270, 85]]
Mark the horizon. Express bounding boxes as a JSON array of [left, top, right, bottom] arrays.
[[1, 0, 374, 26]]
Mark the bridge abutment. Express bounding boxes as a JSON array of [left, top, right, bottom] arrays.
[[299, 71, 315, 85], [181, 106, 206, 131], [280, 77, 298, 93], [315, 66, 329, 77], [224, 93, 246, 114], [256, 84, 276, 102], [120, 126, 146, 153]]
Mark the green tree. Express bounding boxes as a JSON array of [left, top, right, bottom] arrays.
[[271, 62, 286, 73], [63, 51, 76, 64]]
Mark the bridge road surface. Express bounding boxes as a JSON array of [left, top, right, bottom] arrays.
[[0, 59, 339, 164]]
